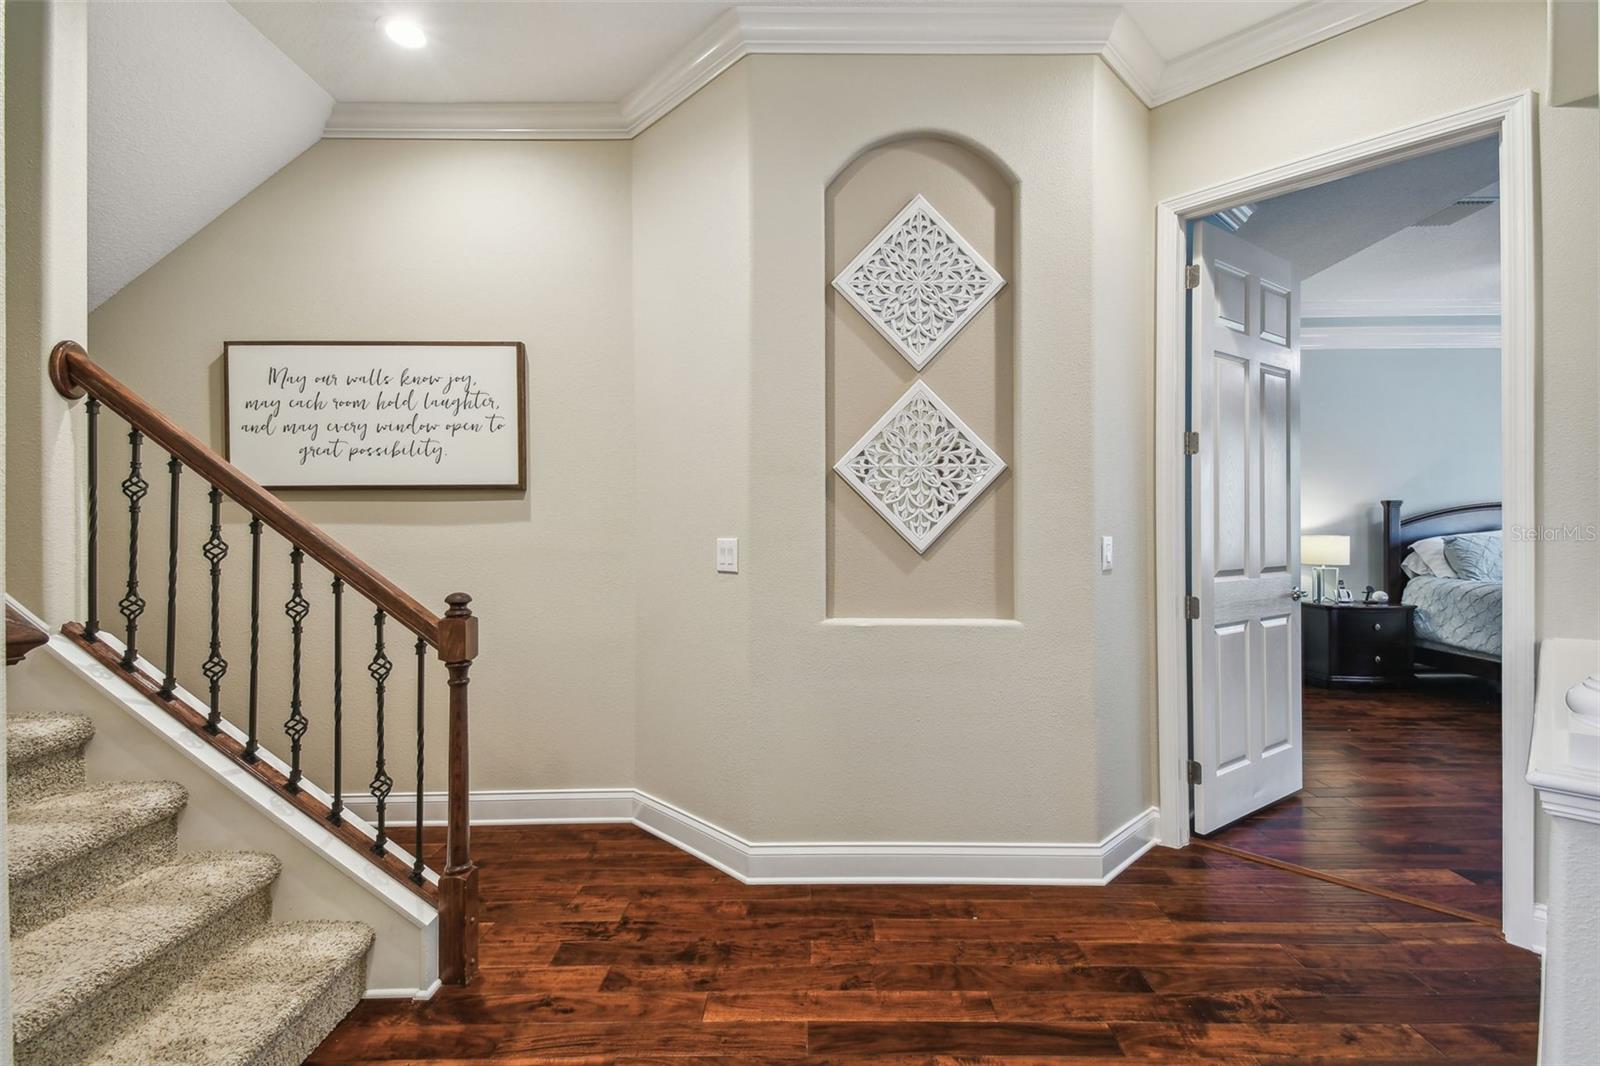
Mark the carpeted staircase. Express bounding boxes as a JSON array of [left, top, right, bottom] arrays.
[[7, 712, 373, 1066]]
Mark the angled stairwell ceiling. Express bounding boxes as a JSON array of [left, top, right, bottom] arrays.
[[88, 1, 332, 308]]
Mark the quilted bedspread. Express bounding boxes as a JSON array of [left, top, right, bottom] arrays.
[[1403, 575, 1502, 659]]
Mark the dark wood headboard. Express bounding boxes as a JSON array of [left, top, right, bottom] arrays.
[[1381, 499, 1503, 602]]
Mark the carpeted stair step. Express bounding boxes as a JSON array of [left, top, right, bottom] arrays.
[[78, 920, 374, 1066], [7, 714, 95, 806], [8, 780, 188, 935], [11, 850, 282, 1066]]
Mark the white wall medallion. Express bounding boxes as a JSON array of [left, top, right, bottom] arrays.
[[833, 194, 1005, 370], [835, 380, 1006, 554]]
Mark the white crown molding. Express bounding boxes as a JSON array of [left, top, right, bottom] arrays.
[[1300, 297, 1502, 350], [1149, 0, 1424, 107], [340, 786, 1159, 885], [320, 1, 1417, 140]]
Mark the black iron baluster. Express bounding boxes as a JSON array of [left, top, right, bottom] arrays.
[[330, 577, 345, 825], [244, 516, 263, 763], [158, 457, 181, 700], [369, 610, 394, 854], [201, 488, 229, 733], [85, 397, 101, 642], [283, 547, 310, 792], [412, 636, 426, 884], [118, 429, 149, 670]]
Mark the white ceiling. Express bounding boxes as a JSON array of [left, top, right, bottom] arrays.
[[91, 0, 1420, 308], [231, 1, 732, 104], [1305, 197, 1501, 313], [1233, 137, 1500, 280], [232, 0, 1381, 108]]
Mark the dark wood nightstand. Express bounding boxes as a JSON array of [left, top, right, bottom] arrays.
[[1302, 601, 1415, 686]]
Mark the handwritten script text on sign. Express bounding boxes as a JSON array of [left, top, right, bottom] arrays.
[[225, 344, 524, 489]]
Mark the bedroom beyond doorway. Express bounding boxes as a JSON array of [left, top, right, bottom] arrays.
[[1179, 132, 1510, 927]]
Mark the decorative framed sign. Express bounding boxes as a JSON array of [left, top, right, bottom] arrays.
[[224, 341, 526, 490]]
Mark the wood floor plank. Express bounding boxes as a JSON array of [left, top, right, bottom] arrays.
[[308, 823, 1538, 1065], [1204, 680, 1503, 919]]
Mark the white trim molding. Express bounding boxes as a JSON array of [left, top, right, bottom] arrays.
[[340, 788, 1160, 886], [1299, 299, 1501, 350], [322, 2, 1419, 140], [1154, 93, 1540, 949]]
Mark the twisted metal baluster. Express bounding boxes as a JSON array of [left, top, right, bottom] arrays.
[[118, 429, 149, 670], [369, 610, 394, 854], [243, 516, 263, 763], [329, 577, 345, 826], [412, 636, 427, 884], [283, 547, 310, 792], [200, 488, 229, 733], [85, 397, 101, 642], [158, 457, 182, 700]]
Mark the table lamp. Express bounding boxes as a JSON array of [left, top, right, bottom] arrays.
[[1301, 534, 1350, 603]]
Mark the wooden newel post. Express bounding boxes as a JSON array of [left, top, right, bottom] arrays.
[[437, 592, 480, 985]]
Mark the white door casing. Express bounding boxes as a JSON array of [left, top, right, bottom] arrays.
[[1190, 223, 1303, 834]]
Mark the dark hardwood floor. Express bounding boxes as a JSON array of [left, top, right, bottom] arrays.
[[1204, 679, 1502, 920], [311, 817, 1538, 1063]]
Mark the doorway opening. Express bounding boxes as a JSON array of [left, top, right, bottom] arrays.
[[1153, 94, 1537, 949]]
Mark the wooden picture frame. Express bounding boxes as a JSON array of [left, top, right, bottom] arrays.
[[223, 341, 527, 491]]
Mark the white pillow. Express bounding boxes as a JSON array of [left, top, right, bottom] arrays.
[[1401, 551, 1433, 579], [1410, 536, 1458, 578]]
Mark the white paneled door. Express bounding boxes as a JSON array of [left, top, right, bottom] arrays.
[[1190, 222, 1303, 834]]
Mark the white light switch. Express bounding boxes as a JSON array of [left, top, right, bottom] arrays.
[[716, 538, 739, 573], [1101, 535, 1114, 573]]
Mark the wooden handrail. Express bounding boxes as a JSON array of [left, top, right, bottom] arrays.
[[49, 341, 442, 645], [50, 340, 479, 985]]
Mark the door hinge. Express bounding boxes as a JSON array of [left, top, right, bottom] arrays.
[[1184, 595, 1200, 620], [1187, 759, 1203, 785], [1183, 431, 1200, 455], [1185, 264, 1201, 289]]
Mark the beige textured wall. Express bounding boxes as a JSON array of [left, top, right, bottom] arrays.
[[631, 63, 756, 834], [5, 0, 86, 622], [1089, 63, 1157, 838], [741, 53, 1150, 843], [1151, 0, 1600, 641], [86, 138, 638, 795], [826, 137, 1015, 619]]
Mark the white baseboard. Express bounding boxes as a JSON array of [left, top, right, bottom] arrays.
[[340, 788, 1159, 886], [1531, 902, 1547, 955]]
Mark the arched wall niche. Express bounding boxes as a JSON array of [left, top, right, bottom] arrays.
[[825, 133, 1017, 619]]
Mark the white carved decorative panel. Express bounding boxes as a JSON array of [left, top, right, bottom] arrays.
[[834, 380, 1006, 554], [833, 194, 1005, 370]]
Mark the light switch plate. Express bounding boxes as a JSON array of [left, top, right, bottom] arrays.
[[716, 538, 739, 573], [1101, 535, 1114, 572]]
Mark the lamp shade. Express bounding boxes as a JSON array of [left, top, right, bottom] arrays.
[[1302, 534, 1350, 567]]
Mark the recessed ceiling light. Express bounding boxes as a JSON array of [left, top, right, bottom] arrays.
[[383, 18, 426, 49]]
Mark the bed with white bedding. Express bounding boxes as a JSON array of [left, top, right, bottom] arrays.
[[1381, 499, 1503, 681]]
